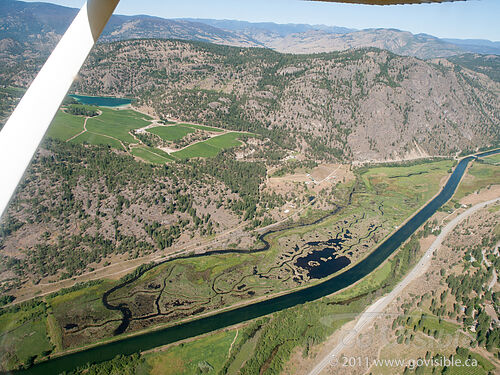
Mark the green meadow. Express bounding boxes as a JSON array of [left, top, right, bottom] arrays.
[[144, 330, 236, 375], [0, 302, 53, 369], [147, 125, 195, 142], [455, 161, 500, 200], [204, 132, 245, 148], [172, 132, 249, 159], [46, 106, 250, 162], [46, 110, 85, 140], [131, 146, 176, 164], [47, 108, 149, 147], [483, 153, 500, 165], [70, 131, 124, 150], [47, 281, 120, 327], [180, 123, 224, 133], [172, 142, 221, 159], [85, 109, 150, 144]]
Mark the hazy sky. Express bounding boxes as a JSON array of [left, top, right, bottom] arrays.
[[23, 0, 500, 41]]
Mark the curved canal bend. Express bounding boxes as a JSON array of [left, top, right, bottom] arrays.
[[17, 149, 500, 375], [100, 191, 354, 336]]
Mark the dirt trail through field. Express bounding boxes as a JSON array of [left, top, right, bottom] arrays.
[[228, 329, 239, 358], [66, 117, 89, 142], [159, 129, 231, 154]]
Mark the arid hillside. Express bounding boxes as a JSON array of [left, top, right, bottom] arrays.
[[64, 40, 500, 161], [263, 29, 465, 59]]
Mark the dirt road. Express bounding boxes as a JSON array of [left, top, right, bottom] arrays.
[[308, 196, 500, 375]]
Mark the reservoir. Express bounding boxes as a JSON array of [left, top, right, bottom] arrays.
[[16, 149, 500, 375], [70, 94, 132, 107]]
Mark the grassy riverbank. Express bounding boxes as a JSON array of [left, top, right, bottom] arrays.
[[0, 158, 458, 372]]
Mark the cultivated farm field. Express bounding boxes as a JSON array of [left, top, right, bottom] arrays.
[[46, 105, 249, 161], [147, 124, 195, 142], [172, 132, 250, 159], [130, 146, 175, 164]]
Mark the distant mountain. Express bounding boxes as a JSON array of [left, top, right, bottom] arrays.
[[0, 0, 262, 55], [264, 29, 465, 59], [100, 15, 261, 47], [179, 18, 355, 37], [442, 38, 500, 55], [182, 18, 500, 59], [0, 0, 499, 61], [0, 0, 76, 42], [0, 0, 76, 55]]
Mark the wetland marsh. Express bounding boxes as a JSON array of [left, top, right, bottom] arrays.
[[6, 154, 489, 374]]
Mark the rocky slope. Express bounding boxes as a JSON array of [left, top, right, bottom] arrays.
[[0, 0, 261, 54], [2, 0, 499, 60], [265, 29, 466, 59], [67, 39, 499, 162]]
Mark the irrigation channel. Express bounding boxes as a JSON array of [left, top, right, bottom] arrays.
[[15, 149, 500, 375]]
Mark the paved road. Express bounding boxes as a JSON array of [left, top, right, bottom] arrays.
[[308, 197, 500, 375], [484, 241, 499, 290]]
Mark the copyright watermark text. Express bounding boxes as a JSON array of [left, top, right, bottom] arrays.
[[329, 355, 479, 370]]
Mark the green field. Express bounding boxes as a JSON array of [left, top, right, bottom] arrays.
[[0, 302, 53, 369], [46, 281, 121, 351], [46, 109, 248, 161], [47, 282, 118, 320], [172, 132, 248, 159], [225, 329, 260, 375], [85, 109, 150, 144], [144, 330, 236, 374], [204, 132, 245, 148], [131, 146, 175, 164], [455, 161, 500, 200], [46, 111, 86, 140], [483, 153, 500, 165], [70, 131, 124, 150], [180, 123, 224, 133], [147, 125, 195, 141], [172, 142, 221, 159], [48, 108, 150, 148], [361, 160, 455, 205]]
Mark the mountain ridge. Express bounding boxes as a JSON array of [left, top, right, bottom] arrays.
[[1, 0, 499, 59], [177, 18, 356, 37], [1, 0, 499, 161], [65, 39, 499, 162]]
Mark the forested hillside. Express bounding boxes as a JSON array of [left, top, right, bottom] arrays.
[[0, 139, 283, 286], [62, 39, 500, 161]]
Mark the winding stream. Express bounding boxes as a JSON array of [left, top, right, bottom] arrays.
[[16, 149, 500, 375], [95, 189, 355, 336]]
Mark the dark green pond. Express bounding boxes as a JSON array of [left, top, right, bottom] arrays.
[[15, 149, 500, 375], [70, 95, 132, 107]]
